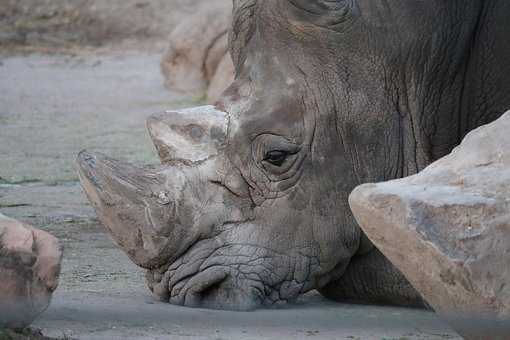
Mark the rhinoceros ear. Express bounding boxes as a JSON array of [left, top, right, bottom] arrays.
[[287, 0, 359, 31], [230, 0, 257, 73], [146, 106, 228, 165]]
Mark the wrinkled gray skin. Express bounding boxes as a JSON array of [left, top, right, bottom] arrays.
[[77, 0, 510, 310]]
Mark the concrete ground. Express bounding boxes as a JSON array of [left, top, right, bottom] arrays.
[[0, 51, 461, 340]]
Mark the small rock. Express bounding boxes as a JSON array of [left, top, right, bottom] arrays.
[[0, 213, 63, 329], [349, 111, 510, 339]]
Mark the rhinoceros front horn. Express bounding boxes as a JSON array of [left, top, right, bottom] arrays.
[[146, 105, 228, 165], [77, 106, 229, 270], [76, 151, 194, 269]]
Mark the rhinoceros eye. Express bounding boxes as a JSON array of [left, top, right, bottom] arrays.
[[253, 134, 301, 175], [264, 150, 290, 167]]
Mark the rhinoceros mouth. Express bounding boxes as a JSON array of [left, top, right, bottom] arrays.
[[145, 237, 319, 310], [151, 263, 268, 311]]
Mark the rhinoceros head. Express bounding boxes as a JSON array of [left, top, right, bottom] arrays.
[[77, 0, 489, 310], [77, 95, 360, 310]]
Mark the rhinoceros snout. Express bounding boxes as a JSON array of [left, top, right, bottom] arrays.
[[76, 106, 244, 305]]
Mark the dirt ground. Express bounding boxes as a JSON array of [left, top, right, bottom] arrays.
[[0, 3, 462, 339]]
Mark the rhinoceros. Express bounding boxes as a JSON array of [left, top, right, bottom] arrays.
[[77, 0, 510, 311]]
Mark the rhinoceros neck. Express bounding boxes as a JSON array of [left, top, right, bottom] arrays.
[[459, 0, 510, 138], [392, 1, 510, 175]]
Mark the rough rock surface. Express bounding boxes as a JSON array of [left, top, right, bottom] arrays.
[[0, 213, 62, 329], [207, 53, 235, 103], [0, 0, 206, 48], [349, 111, 510, 339], [160, 0, 234, 102]]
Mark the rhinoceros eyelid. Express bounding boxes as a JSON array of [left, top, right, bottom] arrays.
[[261, 149, 300, 174], [288, 0, 347, 15], [262, 150, 292, 167], [286, 0, 357, 31]]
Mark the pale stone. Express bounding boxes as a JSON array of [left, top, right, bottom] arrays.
[[207, 54, 235, 104], [160, 1, 233, 99], [0, 213, 62, 329], [349, 111, 510, 339]]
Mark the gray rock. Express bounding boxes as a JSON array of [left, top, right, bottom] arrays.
[[349, 111, 510, 339], [160, 1, 234, 100], [207, 53, 235, 104], [0, 213, 62, 329]]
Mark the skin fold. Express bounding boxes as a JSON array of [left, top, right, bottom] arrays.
[[77, 0, 510, 310]]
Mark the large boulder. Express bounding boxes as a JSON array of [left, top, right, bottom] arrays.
[[0, 214, 62, 329], [160, 0, 234, 103], [349, 111, 510, 339]]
